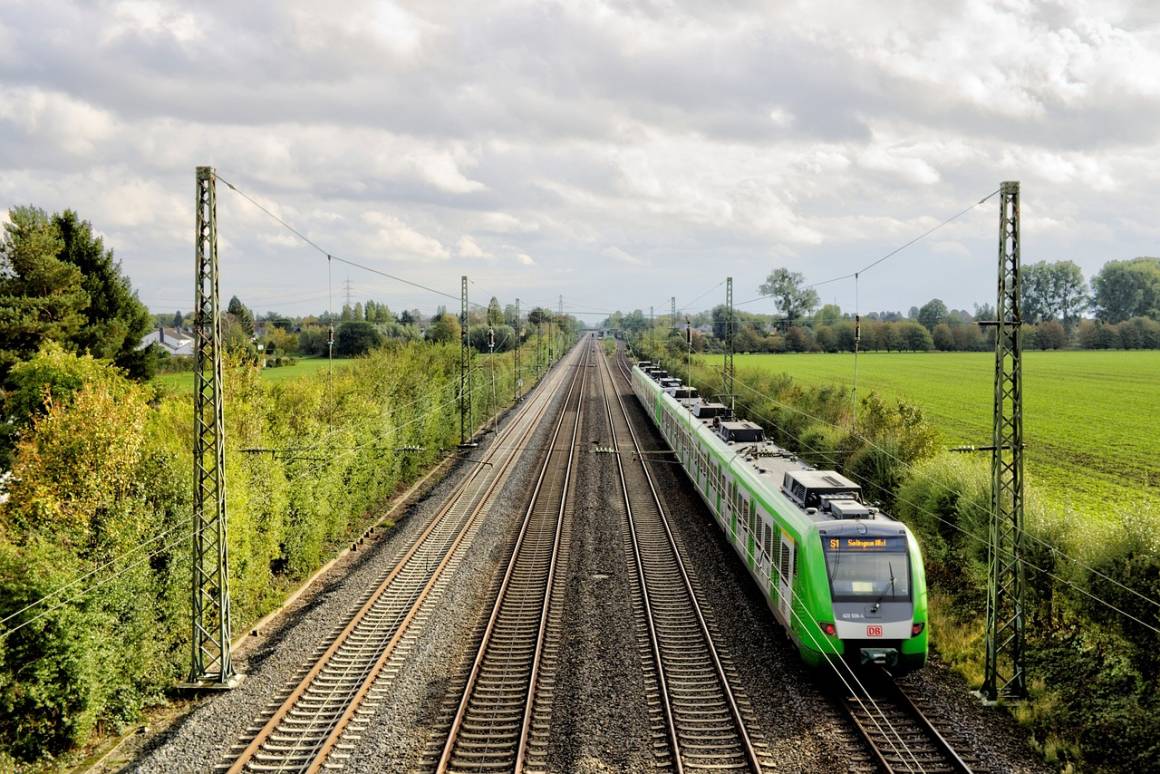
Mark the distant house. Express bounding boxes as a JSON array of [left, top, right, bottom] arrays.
[[140, 326, 194, 357]]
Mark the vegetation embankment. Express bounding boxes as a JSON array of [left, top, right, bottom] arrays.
[[637, 335, 1160, 772], [0, 332, 572, 769]]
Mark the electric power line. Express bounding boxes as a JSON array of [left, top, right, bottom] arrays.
[[735, 188, 1001, 308]]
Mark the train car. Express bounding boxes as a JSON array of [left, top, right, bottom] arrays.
[[629, 362, 928, 673]]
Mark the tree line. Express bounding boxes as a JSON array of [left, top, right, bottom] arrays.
[[162, 294, 579, 365], [601, 257, 1160, 352]]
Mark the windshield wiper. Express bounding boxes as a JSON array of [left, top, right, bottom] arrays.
[[871, 561, 898, 613]]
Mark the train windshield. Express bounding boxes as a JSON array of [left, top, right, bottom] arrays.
[[822, 536, 910, 602]]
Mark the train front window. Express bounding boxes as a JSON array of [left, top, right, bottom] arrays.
[[823, 536, 910, 602]]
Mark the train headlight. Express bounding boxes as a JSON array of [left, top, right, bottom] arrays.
[[911, 622, 925, 637], [820, 622, 837, 637]]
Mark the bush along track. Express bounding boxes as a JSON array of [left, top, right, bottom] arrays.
[[0, 332, 572, 769], [635, 337, 1160, 773]]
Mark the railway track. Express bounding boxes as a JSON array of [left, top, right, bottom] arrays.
[[602, 347, 768, 772], [431, 340, 590, 772], [219, 345, 582, 774], [839, 667, 977, 774]]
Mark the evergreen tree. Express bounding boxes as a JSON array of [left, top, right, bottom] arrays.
[[227, 295, 255, 336], [0, 207, 88, 381], [53, 211, 152, 376]]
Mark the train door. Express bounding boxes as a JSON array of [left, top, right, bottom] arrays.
[[744, 498, 756, 568], [725, 476, 737, 539], [777, 532, 795, 626], [736, 491, 750, 561], [709, 461, 720, 520], [757, 510, 773, 595]]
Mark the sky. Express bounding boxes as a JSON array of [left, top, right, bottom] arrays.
[[1, 0, 1159, 322]]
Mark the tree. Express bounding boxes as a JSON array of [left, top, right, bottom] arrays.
[[1023, 260, 1089, 325], [426, 312, 461, 344], [758, 268, 818, 321], [0, 207, 88, 381], [898, 321, 934, 351], [487, 296, 503, 326], [504, 304, 519, 329], [352, 302, 363, 322], [734, 323, 765, 352], [783, 325, 814, 352], [1033, 320, 1067, 350], [172, 310, 184, 329], [335, 320, 382, 356], [932, 323, 954, 351], [813, 303, 842, 326], [917, 298, 948, 331], [227, 295, 255, 336], [53, 211, 152, 374], [1092, 257, 1160, 323]]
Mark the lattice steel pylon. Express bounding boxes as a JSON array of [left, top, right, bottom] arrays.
[[982, 180, 1028, 702], [724, 276, 735, 413], [671, 296, 677, 329], [188, 166, 237, 688], [460, 275, 471, 446]]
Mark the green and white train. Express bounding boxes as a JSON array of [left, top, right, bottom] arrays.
[[630, 360, 929, 673]]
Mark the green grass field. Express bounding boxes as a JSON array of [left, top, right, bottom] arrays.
[[729, 351, 1160, 519], [153, 356, 352, 393]]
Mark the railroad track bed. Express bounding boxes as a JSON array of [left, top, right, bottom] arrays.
[[424, 343, 590, 773], [837, 667, 977, 773], [598, 349, 771, 772]]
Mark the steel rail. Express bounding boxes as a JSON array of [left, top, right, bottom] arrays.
[[603, 348, 763, 772], [840, 667, 974, 774], [435, 339, 590, 773], [224, 347, 579, 773]]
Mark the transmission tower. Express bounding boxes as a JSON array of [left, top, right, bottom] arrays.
[[188, 166, 237, 688], [459, 275, 472, 446], [981, 180, 1028, 702], [344, 277, 353, 311], [671, 296, 677, 329], [724, 276, 735, 413]]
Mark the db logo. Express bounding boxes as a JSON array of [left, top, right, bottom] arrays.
[[866, 625, 883, 637]]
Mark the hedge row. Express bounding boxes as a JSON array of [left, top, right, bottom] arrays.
[[0, 331, 570, 766]]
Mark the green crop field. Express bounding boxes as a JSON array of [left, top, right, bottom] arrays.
[[153, 356, 353, 393], [728, 350, 1160, 520]]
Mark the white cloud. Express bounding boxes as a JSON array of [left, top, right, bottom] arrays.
[[0, 1, 1157, 319], [456, 235, 492, 258], [0, 87, 118, 156], [105, 0, 202, 45], [603, 246, 645, 266], [360, 212, 449, 261]]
